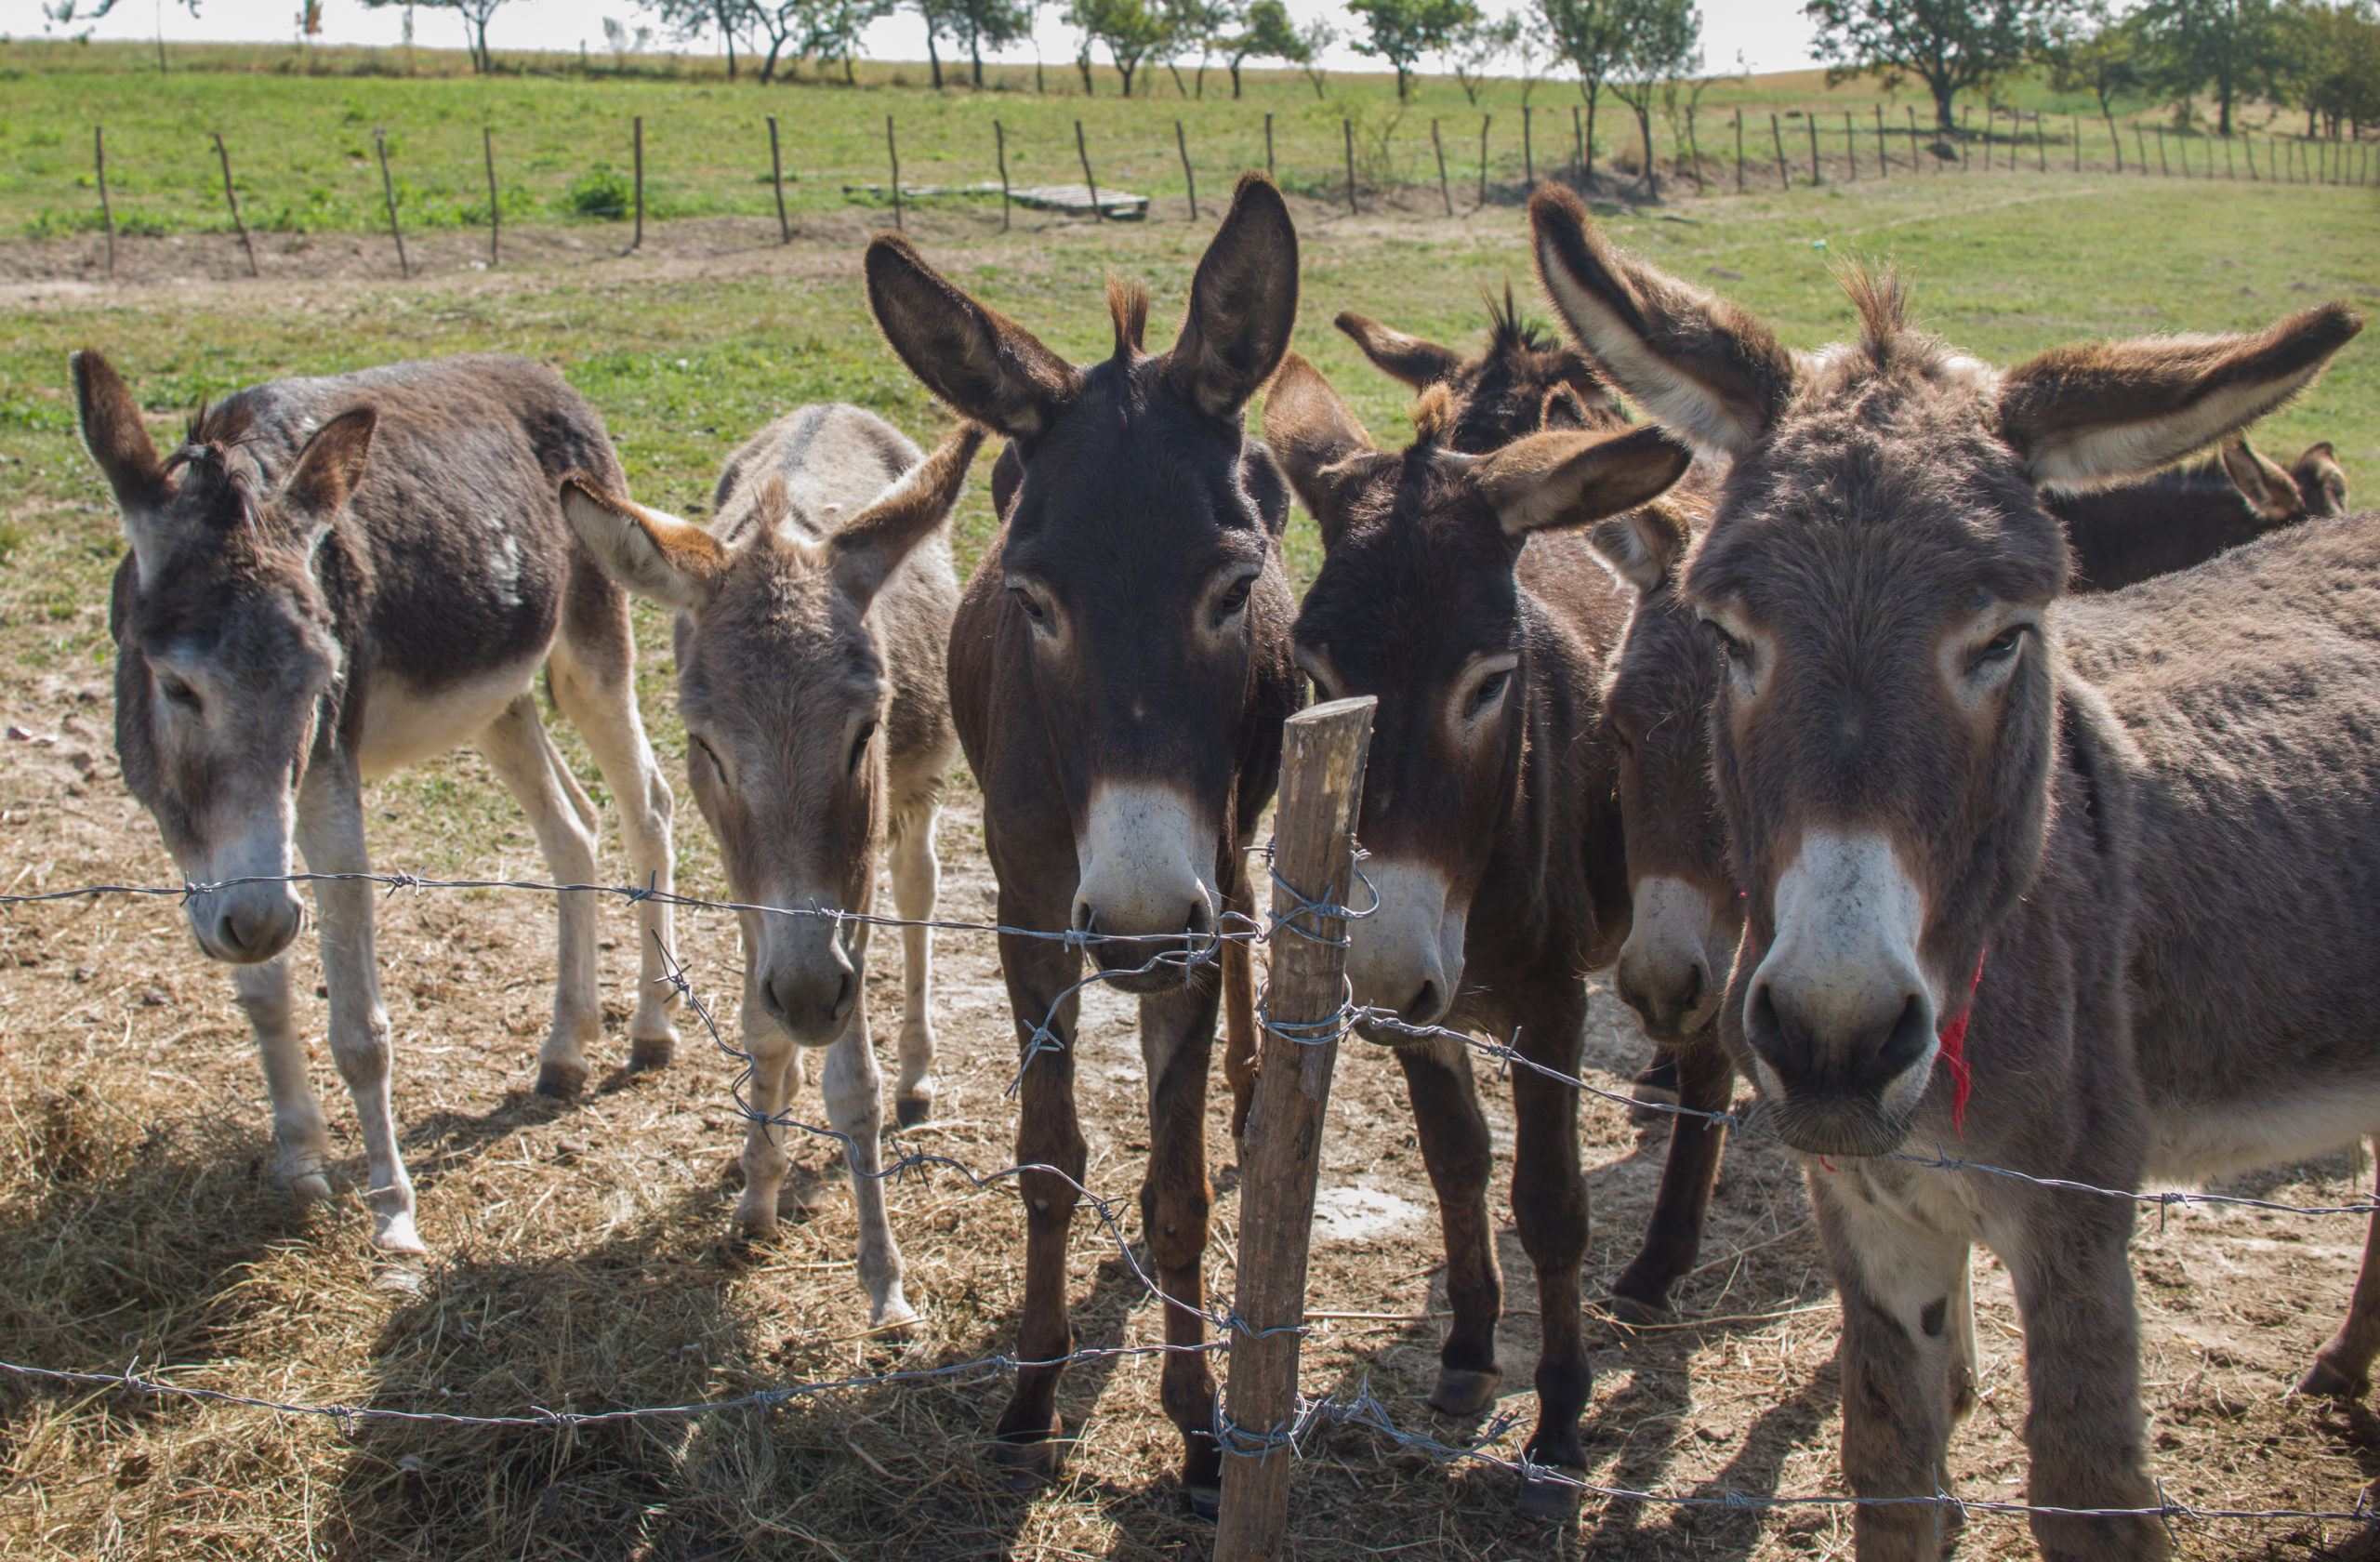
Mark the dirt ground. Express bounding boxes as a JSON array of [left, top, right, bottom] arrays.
[[0, 206, 2375, 1560]]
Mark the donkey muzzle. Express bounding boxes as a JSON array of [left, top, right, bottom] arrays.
[[1614, 875, 1729, 1045], [1345, 859, 1465, 1034], [756, 908, 860, 1046], [1072, 782, 1222, 994], [186, 881, 304, 965]]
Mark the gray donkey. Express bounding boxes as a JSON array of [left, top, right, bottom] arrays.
[[561, 410, 975, 1331], [74, 351, 681, 1256]]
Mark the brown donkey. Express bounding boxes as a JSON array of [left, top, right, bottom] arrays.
[[75, 351, 680, 1256], [864, 173, 1302, 1514], [1333, 285, 1621, 450], [1266, 354, 1693, 1516], [1536, 183, 2370, 1560], [560, 410, 980, 1330]]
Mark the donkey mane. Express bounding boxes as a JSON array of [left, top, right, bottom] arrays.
[[1483, 281, 1561, 359], [1409, 384, 1460, 448], [1106, 276, 1150, 363]]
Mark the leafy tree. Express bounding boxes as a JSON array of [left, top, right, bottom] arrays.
[[953, 0, 1034, 84], [360, 0, 514, 72], [2043, 0, 2145, 123], [1158, 0, 1234, 96], [1803, 0, 2074, 132], [1605, 0, 1700, 195], [2133, 0, 2285, 135], [1540, 0, 1628, 173], [1224, 0, 1306, 95], [654, 0, 750, 78], [2277, 0, 2380, 135], [1449, 10, 1524, 103], [1347, 0, 1484, 99], [797, 0, 892, 78], [1296, 14, 1336, 96], [1068, 0, 1172, 93]]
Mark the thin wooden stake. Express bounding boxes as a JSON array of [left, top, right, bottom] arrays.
[[1343, 116, 1357, 215], [2135, 123, 2149, 175], [1075, 119, 1103, 221], [886, 114, 903, 231], [1212, 695, 1376, 1562], [375, 130, 409, 279], [1844, 110, 1857, 178], [1264, 112, 1275, 180], [483, 126, 501, 263], [1910, 106, 1923, 173], [1523, 103, 1533, 187], [1736, 110, 1745, 192], [2155, 124, 2169, 177], [1572, 102, 1584, 176], [633, 115, 646, 247], [1478, 113, 1490, 205], [95, 126, 115, 277], [211, 132, 258, 278], [995, 119, 1012, 231], [1175, 120, 1198, 220], [1770, 113, 1789, 189], [1875, 103, 1887, 177], [1806, 113, 1820, 181], [1431, 118, 1451, 215], [2036, 112, 2046, 171], [2074, 114, 2082, 172], [767, 115, 789, 243]]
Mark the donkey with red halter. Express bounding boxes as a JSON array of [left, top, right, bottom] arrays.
[[1265, 355, 1694, 1515], [1537, 182, 2372, 1560], [864, 173, 1302, 1514], [560, 411, 980, 1330], [74, 351, 680, 1256]]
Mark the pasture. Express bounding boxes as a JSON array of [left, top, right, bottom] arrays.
[[3, 48, 2379, 1560]]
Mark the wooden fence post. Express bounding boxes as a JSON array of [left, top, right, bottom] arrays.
[[2036, 112, 2047, 171], [483, 126, 502, 263], [1572, 103, 1584, 177], [374, 129, 409, 279], [1909, 106, 1923, 173], [1264, 111, 1274, 180], [2135, 123, 2149, 175], [885, 114, 903, 232], [2154, 124, 2169, 176], [1805, 113, 1821, 181], [1874, 103, 1887, 177], [1342, 117, 1357, 215], [1176, 120, 1199, 220], [1844, 110, 1857, 179], [210, 132, 258, 278], [94, 126, 115, 277], [1075, 119, 1103, 221], [1212, 695, 1376, 1562], [2074, 114, 2082, 172], [1478, 113, 1491, 206], [1735, 110, 1744, 192], [1431, 118, 1451, 215], [1770, 113, 1789, 189], [767, 115, 789, 243], [995, 119, 1012, 231], [1522, 103, 1533, 187]]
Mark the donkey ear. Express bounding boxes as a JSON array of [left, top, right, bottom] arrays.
[[72, 349, 167, 510], [865, 235, 1080, 443], [1168, 174, 1301, 423], [560, 473, 727, 615], [2218, 438, 2304, 522], [1333, 311, 1464, 389], [1529, 185, 1793, 456], [1999, 304, 2362, 490], [1540, 384, 1590, 431], [989, 441, 1024, 522], [282, 408, 377, 522], [1261, 352, 1376, 548], [831, 423, 985, 609], [1588, 502, 1694, 595], [1473, 423, 1695, 538], [2296, 441, 2348, 515]]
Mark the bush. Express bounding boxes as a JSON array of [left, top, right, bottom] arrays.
[[562, 164, 630, 220]]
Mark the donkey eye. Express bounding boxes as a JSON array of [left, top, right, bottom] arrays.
[[1700, 618, 1748, 663], [1213, 576, 1255, 626], [690, 736, 726, 785], [1465, 669, 1512, 718], [849, 719, 879, 776], [1009, 587, 1051, 630], [157, 675, 201, 711], [1975, 626, 2027, 668]]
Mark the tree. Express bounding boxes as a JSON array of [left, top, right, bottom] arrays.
[[1540, 0, 1628, 174], [1296, 14, 1335, 95], [1224, 0, 1305, 96], [655, 0, 749, 78], [1347, 0, 1484, 99], [1449, 9, 1523, 102], [796, 0, 891, 79], [1605, 0, 1700, 195], [1803, 0, 2073, 133], [361, 0, 513, 72], [954, 0, 1034, 83], [2280, 1, 2380, 137], [1068, 0, 1171, 93], [2134, 0, 2286, 135], [1158, 0, 1235, 96], [2043, 0, 2145, 125]]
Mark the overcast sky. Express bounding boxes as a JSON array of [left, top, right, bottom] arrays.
[[37, 0, 1822, 76]]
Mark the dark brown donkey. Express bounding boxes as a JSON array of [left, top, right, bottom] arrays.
[[1537, 183, 2370, 1560], [864, 173, 1302, 1515], [1332, 285, 1621, 449], [75, 351, 680, 1256], [1265, 355, 1693, 1516]]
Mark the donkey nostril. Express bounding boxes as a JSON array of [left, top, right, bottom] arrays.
[[215, 912, 249, 956], [1681, 963, 1706, 1013], [1185, 899, 1214, 936], [1408, 980, 1442, 1023], [830, 969, 857, 1023]]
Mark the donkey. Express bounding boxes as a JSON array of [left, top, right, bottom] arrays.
[[74, 351, 680, 1256], [863, 173, 1302, 1514], [559, 411, 978, 1330], [1332, 285, 1622, 450], [1535, 181, 2370, 1560], [1266, 355, 1694, 1516], [2051, 433, 2354, 589]]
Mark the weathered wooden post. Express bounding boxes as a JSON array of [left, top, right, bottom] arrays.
[[1075, 119, 1103, 221], [1176, 120, 1199, 219], [1431, 118, 1451, 215], [767, 115, 789, 243], [1875, 102, 1887, 177], [94, 126, 115, 277], [885, 114, 903, 232], [995, 119, 1012, 231], [374, 129, 409, 280], [210, 132, 258, 278], [1522, 102, 1533, 186], [632, 115, 646, 247], [483, 126, 502, 263], [1342, 117, 1357, 215], [1844, 109, 1857, 178], [1735, 110, 1745, 192], [1477, 113, 1491, 205], [1213, 695, 1375, 1562], [1770, 113, 1789, 189], [1264, 111, 1275, 180]]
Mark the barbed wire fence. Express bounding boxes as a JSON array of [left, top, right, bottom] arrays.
[[0, 850, 2373, 1542]]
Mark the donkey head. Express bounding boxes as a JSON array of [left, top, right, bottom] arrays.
[[75, 350, 372, 967], [1588, 498, 1739, 1045], [561, 424, 982, 1045], [866, 174, 1299, 987], [1334, 285, 1623, 454], [1534, 185, 2363, 1155], [2294, 440, 2350, 516], [1268, 354, 1691, 1026]]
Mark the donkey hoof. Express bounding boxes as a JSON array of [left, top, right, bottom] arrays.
[[1608, 1291, 1674, 1329], [895, 1094, 933, 1130], [1428, 1367, 1503, 1419], [2295, 1357, 2369, 1400], [987, 1424, 1064, 1491], [869, 1298, 920, 1340], [628, 1036, 675, 1073], [535, 1062, 587, 1099], [285, 1171, 335, 1203], [1516, 1463, 1589, 1521], [1183, 1478, 1223, 1521], [373, 1211, 430, 1258]]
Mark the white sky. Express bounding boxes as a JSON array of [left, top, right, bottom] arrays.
[[28, 0, 1822, 76]]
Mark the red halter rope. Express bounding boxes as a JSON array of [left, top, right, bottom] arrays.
[[1934, 946, 1988, 1135]]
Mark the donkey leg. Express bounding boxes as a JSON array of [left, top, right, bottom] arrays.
[[478, 695, 604, 1098], [886, 801, 939, 1129], [294, 765, 423, 1256], [990, 921, 1087, 1489], [2001, 1194, 2167, 1562], [1813, 1170, 1977, 1562], [233, 956, 333, 1201], [1138, 980, 1224, 1514], [821, 976, 917, 1331], [1394, 1033, 1503, 1419], [1219, 851, 1260, 1141], [1507, 997, 1593, 1518], [731, 908, 804, 1244], [2298, 1136, 2380, 1399], [1612, 1035, 1736, 1323], [549, 581, 680, 1071]]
